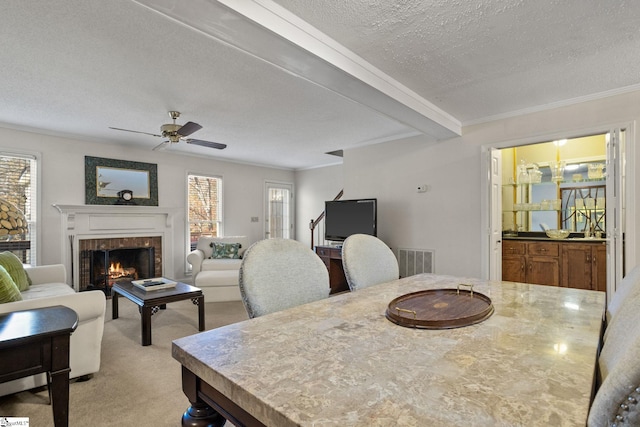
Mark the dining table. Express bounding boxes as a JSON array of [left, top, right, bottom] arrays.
[[172, 273, 605, 427]]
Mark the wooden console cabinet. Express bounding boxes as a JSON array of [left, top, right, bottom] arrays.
[[502, 241, 561, 287], [561, 242, 607, 292], [315, 246, 350, 294], [502, 239, 606, 291]]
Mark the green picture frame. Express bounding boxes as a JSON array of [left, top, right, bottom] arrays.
[[85, 156, 158, 206]]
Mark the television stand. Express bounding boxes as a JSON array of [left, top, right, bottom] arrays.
[[314, 246, 349, 294]]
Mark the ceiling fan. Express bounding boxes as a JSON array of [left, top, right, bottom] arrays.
[[109, 111, 227, 151]]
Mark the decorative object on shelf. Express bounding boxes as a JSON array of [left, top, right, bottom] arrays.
[[85, 156, 158, 206], [0, 198, 28, 240], [528, 164, 542, 184], [551, 161, 566, 182], [545, 229, 570, 239], [517, 161, 529, 184], [587, 163, 605, 180]]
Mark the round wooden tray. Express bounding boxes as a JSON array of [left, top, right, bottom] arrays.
[[385, 285, 494, 329]]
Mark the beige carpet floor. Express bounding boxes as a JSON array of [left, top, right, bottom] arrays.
[[0, 297, 249, 426]]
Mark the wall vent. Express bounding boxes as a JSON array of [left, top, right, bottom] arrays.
[[397, 248, 435, 278]]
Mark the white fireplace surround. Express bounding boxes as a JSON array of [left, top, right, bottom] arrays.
[[53, 204, 179, 291]]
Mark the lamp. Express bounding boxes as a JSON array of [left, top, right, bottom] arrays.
[[0, 197, 28, 240]]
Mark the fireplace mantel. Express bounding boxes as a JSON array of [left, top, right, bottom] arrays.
[[53, 204, 179, 227], [53, 204, 180, 291]]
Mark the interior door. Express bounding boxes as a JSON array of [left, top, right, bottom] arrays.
[[489, 148, 502, 280], [264, 181, 294, 239], [607, 128, 626, 300]]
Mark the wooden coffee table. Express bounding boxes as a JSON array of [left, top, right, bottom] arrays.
[[112, 281, 204, 346]]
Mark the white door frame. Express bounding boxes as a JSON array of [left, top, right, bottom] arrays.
[[264, 180, 295, 239], [481, 122, 635, 300]]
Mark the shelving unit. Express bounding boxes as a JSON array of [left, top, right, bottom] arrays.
[[502, 179, 605, 233]]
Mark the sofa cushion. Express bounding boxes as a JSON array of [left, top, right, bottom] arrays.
[[195, 270, 239, 287], [21, 282, 75, 300], [202, 258, 243, 272], [0, 265, 22, 303], [0, 251, 30, 291], [211, 242, 241, 259]]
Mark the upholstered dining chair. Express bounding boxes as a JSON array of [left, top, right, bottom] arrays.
[[589, 318, 640, 425], [606, 263, 640, 324], [341, 234, 399, 291], [238, 238, 330, 318], [590, 264, 640, 424]]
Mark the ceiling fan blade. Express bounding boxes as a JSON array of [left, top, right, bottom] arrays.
[[109, 127, 162, 138], [177, 121, 202, 137], [152, 141, 170, 151], [186, 139, 227, 150]]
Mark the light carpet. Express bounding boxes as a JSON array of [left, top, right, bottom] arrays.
[[0, 298, 249, 426]]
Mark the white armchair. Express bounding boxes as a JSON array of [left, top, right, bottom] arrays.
[[0, 264, 106, 396], [187, 236, 249, 302]]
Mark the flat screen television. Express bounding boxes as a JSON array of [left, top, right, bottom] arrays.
[[324, 198, 377, 242]]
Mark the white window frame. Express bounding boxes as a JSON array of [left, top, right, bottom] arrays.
[[0, 150, 39, 265], [186, 172, 223, 272]]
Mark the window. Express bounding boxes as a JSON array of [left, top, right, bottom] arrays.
[[187, 174, 222, 249], [0, 152, 37, 264]]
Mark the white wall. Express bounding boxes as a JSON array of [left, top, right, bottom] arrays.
[[298, 90, 640, 278], [0, 127, 294, 281], [295, 164, 343, 249]]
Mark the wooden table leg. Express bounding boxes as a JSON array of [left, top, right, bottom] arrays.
[[197, 295, 205, 331], [181, 366, 225, 427], [112, 291, 119, 319], [141, 305, 152, 346], [50, 334, 72, 427]]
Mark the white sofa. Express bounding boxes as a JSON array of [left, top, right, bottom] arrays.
[[0, 264, 106, 397], [187, 236, 249, 302]]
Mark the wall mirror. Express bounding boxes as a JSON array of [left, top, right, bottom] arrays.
[[85, 156, 158, 206], [501, 134, 606, 234]]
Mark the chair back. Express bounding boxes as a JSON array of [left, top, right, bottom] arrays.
[[239, 239, 330, 318], [606, 264, 640, 324], [341, 234, 399, 291], [589, 328, 640, 425], [589, 281, 640, 425]]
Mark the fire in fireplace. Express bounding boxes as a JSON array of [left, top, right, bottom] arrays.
[[82, 247, 155, 295]]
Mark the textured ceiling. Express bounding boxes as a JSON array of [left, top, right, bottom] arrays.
[[272, 0, 640, 122], [2, 0, 640, 169]]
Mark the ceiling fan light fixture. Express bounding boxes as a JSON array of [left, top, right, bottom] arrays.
[[110, 111, 225, 150]]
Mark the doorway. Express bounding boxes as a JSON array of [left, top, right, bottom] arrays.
[[483, 127, 628, 301], [264, 181, 294, 239]]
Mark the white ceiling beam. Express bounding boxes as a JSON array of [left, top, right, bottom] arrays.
[[133, 0, 461, 140]]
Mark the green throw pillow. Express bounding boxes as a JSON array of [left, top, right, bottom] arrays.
[[0, 264, 22, 303], [0, 251, 30, 291], [210, 242, 241, 259]]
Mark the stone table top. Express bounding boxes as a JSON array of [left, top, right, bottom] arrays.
[[173, 274, 605, 426]]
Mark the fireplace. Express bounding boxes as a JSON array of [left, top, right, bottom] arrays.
[[85, 247, 154, 295], [53, 204, 177, 291], [78, 236, 162, 295]]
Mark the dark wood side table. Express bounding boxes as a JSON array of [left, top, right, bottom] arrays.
[[0, 305, 78, 427], [315, 245, 349, 294], [111, 281, 204, 346]]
